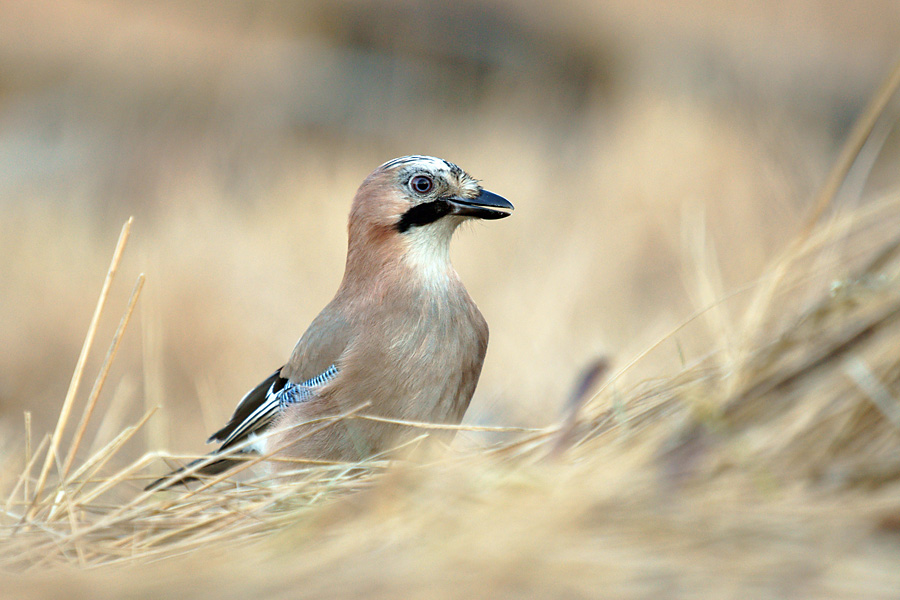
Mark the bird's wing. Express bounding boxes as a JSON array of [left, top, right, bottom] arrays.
[[280, 300, 353, 382], [207, 365, 339, 451], [147, 364, 339, 491], [208, 298, 354, 451]]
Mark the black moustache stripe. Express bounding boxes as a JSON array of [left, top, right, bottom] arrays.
[[396, 200, 453, 233]]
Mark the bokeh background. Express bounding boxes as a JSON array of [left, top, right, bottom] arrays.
[[1, 1, 899, 462]]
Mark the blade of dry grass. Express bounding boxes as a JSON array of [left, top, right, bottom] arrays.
[[62, 274, 145, 479], [29, 218, 133, 517], [348, 415, 539, 433], [844, 358, 900, 428], [4, 435, 50, 519], [88, 378, 138, 456], [23, 411, 32, 502], [63, 407, 159, 508], [681, 207, 736, 373], [140, 283, 168, 456], [804, 57, 900, 234]]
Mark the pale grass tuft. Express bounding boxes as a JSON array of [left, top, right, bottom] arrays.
[[5, 59, 900, 598], [5, 201, 900, 596]]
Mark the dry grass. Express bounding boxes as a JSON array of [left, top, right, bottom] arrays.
[[5, 68, 900, 595], [4, 3, 900, 597]]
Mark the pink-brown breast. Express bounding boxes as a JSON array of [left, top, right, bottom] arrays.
[[271, 271, 488, 463]]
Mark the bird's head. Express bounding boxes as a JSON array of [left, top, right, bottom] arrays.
[[346, 156, 513, 277], [350, 155, 512, 238]]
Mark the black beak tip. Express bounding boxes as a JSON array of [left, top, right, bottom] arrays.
[[477, 189, 514, 212], [479, 209, 512, 220], [453, 189, 513, 220]]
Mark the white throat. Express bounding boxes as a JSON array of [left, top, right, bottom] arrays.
[[401, 217, 461, 288]]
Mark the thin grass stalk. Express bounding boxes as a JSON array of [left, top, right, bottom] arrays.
[[64, 407, 159, 508], [88, 378, 137, 456], [24, 411, 32, 503], [72, 452, 159, 509], [349, 415, 538, 433], [138, 511, 236, 550], [45, 446, 68, 521], [844, 358, 900, 428], [124, 518, 259, 566], [140, 284, 168, 456], [134, 506, 253, 550], [67, 416, 157, 496], [803, 57, 900, 235], [682, 208, 736, 372], [60, 489, 87, 567], [3, 435, 50, 518], [63, 274, 145, 478], [30, 218, 133, 517]]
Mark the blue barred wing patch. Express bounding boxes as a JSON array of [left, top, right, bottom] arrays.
[[216, 364, 338, 449], [278, 364, 339, 410]]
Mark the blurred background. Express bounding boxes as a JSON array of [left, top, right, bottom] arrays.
[[1, 0, 899, 460]]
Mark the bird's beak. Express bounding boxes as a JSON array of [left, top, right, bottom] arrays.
[[448, 189, 514, 220]]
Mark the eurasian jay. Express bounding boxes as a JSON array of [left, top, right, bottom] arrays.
[[147, 156, 513, 489]]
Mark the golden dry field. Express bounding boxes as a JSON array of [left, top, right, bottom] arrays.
[[3, 1, 900, 597]]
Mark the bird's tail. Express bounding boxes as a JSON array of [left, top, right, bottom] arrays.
[[144, 455, 244, 491]]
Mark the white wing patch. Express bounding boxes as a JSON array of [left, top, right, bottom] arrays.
[[217, 365, 338, 449]]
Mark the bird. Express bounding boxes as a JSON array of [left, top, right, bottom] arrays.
[[146, 155, 513, 490]]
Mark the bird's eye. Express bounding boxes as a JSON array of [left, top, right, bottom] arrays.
[[409, 175, 434, 194]]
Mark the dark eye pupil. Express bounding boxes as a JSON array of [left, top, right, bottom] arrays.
[[411, 176, 433, 193]]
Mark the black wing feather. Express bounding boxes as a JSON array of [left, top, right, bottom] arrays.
[[146, 365, 337, 491], [207, 368, 287, 446]]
